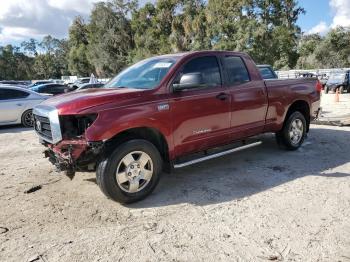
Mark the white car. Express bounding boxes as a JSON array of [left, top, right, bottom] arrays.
[[0, 85, 49, 127]]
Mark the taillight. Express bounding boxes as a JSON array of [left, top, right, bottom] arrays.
[[315, 80, 322, 93]]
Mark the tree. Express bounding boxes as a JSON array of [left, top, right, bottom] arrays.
[[313, 27, 350, 68], [34, 36, 70, 79], [3, 0, 350, 81], [296, 34, 322, 69], [88, 0, 136, 77], [0, 45, 34, 80], [170, 0, 209, 52], [68, 16, 94, 76], [249, 0, 304, 69], [21, 39, 39, 56]]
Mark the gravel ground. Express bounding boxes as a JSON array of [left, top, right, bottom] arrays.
[[0, 125, 350, 262]]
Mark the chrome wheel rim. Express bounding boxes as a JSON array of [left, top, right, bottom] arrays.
[[116, 151, 153, 193], [24, 111, 34, 127], [289, 119, 303, 145]]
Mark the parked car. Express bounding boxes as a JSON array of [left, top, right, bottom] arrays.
[[49, 79, 65, 85], [30, 83, 68, 95], [69, 77, 91, 91], [324, 71, 350, 94], [297, 72, 316, 78], [317, 74, 328, 87], [33, 51, 321, 203], [257, 65, 278, 79], [0, 85, 49, 127], [0, 80, 30, 86], [28, 80, 53, 88], [75, 83, 104, 91]]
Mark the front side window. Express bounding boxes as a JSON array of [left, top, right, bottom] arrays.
[[105, 57, 178, 90], [0, 88, 29, 100], [178, 56, 222, 88], [223, 56, 250, 86]]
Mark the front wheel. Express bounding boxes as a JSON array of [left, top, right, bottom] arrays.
[[339, 86, 344, 94], [96, 139, 162, 203], [276, 111, 307, 150]]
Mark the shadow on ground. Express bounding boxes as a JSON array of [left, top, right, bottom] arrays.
[[129, 127, 350, 208], [0, 125, 32, 134]]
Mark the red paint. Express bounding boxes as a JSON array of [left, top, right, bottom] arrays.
[[48, 138, 87, 161], [42, 51, 320, 161]]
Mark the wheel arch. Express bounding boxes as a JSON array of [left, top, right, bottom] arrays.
[[285, 100, 310, 132], [103, 126, 170, 167]]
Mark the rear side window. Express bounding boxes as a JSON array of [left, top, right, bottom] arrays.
[[182, 56, 221, 87], [223, 56, 250, 86], [0, 88, 29, 100], [258, 67, 277, 79]]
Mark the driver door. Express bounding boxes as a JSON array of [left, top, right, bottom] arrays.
[[169, 55, 232, 157]]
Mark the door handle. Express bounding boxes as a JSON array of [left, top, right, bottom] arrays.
[[216, 93, 230, 101], [16, 103, 22, 106]]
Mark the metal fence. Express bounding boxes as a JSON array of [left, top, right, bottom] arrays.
[[276, 68, 350, 79]]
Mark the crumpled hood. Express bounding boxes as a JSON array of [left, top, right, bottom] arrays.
[[41, 88, 144, 115]]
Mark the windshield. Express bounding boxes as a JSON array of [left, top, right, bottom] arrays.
[[105, 57, 177, 90], [328, 73, 346, 83]]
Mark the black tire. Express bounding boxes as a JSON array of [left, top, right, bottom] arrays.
[[21, 110, 33, 127], [96, 139, 162, 203], [339, 86, 344, 94], [276, 111, 307, 151], [324, 86, 329, 94]]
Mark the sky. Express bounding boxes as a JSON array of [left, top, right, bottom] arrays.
[[0, 0, 350, 46]]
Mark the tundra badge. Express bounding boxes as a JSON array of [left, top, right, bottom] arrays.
[[158, 104, 170, 111]]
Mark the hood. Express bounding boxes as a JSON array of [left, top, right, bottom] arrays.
[[41, 88, 145, 115]]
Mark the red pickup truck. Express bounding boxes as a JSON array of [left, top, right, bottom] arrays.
[[33, 51, 321, 203]]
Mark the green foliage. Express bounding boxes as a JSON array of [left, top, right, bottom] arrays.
[[87, 0, 136, 77], [0, 45, 34, 80], [68, 16, 94, 76], [297, 27, 350, 69], [1, 0, 350, 80]]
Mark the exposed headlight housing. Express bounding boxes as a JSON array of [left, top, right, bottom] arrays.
[[60, 114, 98, 139]]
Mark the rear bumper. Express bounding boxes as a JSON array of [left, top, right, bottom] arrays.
[[310, 97, 321, 120]]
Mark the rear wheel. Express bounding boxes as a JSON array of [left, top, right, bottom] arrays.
[[276, 111, 306, 150], [324, 86, 329, 94], [339, 86, 344, 94], [96, 139, 162, 203], [21, 110, 33, 127]]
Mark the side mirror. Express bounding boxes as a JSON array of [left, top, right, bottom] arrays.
[[173, 73, 203, 91]]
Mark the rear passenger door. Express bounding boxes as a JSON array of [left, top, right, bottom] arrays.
[[221, 55, 268, 139]]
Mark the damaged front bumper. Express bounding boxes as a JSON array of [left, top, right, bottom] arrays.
[[33, 104, 103, 178], [42, 138, 103, 178]]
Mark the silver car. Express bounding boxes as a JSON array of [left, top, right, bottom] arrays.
[[0, 85, 49, 127]]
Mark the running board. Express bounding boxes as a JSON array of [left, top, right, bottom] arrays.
[[174, 141, 262, 169]]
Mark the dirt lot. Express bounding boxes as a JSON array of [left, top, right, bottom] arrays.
[[0, 124, 350, 262]]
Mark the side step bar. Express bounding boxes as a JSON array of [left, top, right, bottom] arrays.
[[174, 141, 262, 169]]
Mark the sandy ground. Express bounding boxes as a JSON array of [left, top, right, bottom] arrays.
[[0, 125, 350, 262], [317, 93, 350, 125]]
